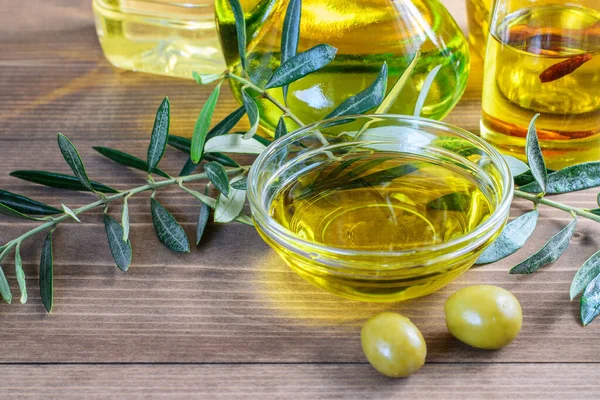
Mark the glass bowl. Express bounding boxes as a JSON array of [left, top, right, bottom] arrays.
[[248, 115, 513, 302]]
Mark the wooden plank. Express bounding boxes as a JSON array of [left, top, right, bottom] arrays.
[[0, 363, 598, 399]]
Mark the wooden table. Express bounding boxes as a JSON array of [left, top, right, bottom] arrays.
[[1, 0, 599, 398]]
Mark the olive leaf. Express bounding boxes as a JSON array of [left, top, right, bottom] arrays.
[[514, 168, 555, 186], [147, 97, 171, 172], [241, 89, 260, 139], [179, 184, 250, 226], [0, 266, 12, 304], [191, 82, 222, 163], [61, 204, 81, 222], [215, 186, 246, 224], [93, 147, 170, 178], [0, 190, 61, 215], [518, 162, 600, 194], [590, 208, 600, 216], [204, 134, 267, 154], [503, 155, 530, 177], [122, 197, 130, 242], [274, 116, 288, 140], [104, 213, 132, 272], [231, 176, 247, 190], [9, 170, 118, 193], [57, 133, 94, 192], [39, 230, 54, 312], [179, 158, 198, 177], [206, 106, 246, 141], [0, 202, 41, 221], [280, 0, 302, 101], [227, 0, 247, 70], [326, 63, 388, 118], [376, 52, 420, 114], [413, 64, 442, 117], [150, 198, 190, 253], [192, 71, 223, 85], [196, 196, 210, 246], [580, 273, 600, 326], [570, 250, 600, 300], [510, 216, 577, 274], [525, 114, 547, 193], [475, 210, 539, 265], [265, 44, 337, 89], [14, 243, 27, 304], [204, 161, 230, 197]]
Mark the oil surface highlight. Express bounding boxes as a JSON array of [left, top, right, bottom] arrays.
[[270, 154, 493, 253]]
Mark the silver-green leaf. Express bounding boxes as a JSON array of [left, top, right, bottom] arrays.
[[0, 266, 11, 304], [580, 273, 600, 326], [503, 155, 530, 177], [570, 250, 600, 300], [241, 89, 260, 139], [57, 133, 94, 192], [0, 202, 40, 221], [215, 185, 246, 224], [475, 210, 539, 264], [14, 243, 27, 304], [122, 198, 130, 242], [413, 64, 441, 117], [265, 44, 337, 89], [192, 71, 223, 85], [280, 0, 302, 101], [147, 97, 171, 172], [191, 83, 222, 163], [525, 114, 546, 193], [510, 216, 577, 274], [206, 106, 246, 141], [104, 213, 132, 272], [227, 0, 247, 70], [204, 161, 230, 197], [518, 162, 600, 194], [61, 204, 80, 222], [204, 134, 267, 154], [39, 231, 54, 312], [196, 202, 210, 246], [325, 62, 388, 118], [150, 198, 190, 253], [9, 170, 118, 193]]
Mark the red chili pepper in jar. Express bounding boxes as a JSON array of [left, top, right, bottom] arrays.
[[539, 53, 593, 83]]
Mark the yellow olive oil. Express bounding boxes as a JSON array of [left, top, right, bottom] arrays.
[[269, 155, 493, 252], [215, 0, 470, 132], [466, 0, 493, 58], [93, 0, 225, 78], [481, 5, 600, 168]]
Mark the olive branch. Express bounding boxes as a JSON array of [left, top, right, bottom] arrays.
[[1, 0, 599, 326]]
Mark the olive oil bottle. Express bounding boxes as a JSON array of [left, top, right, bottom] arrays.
[[270, 154, 493, 251], [466, 0, 493, 58], [481, 4, 600, 168], [93, 0, 225, 78], [215, 0, 470, 133]]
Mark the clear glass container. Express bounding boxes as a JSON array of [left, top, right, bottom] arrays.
[[93, 0, 225, 78], [215, 0, 471, 133], [466, 0, 494, 58], [248, 115, 512, 302], [481, 0, 600, 168]]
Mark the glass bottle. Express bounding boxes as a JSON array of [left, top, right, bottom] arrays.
[[93, 0, 225, 78], [480, 0, 600, 168], [215, 0, 471, 133]]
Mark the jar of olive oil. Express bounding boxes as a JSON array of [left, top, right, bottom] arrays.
[[215, 0, 471, 133], [93, 0, 225, 78]]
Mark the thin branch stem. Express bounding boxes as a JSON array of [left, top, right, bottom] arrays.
[[2, 167, 249, 256], [515, 189, 600, 223]]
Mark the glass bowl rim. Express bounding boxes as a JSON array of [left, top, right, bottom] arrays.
[[248, 114, 514, 259]]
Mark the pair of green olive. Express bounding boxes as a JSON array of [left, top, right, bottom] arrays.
[[361, 285, 522, 378]]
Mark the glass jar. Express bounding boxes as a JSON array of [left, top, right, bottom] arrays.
[[93, 0, 225, 78], [215, 0, 471, 133]]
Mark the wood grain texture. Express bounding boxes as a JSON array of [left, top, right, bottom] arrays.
[[1, 0, 600, 398]]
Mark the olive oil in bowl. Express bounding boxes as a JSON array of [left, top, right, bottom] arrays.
[[248, 116, 512, 302]]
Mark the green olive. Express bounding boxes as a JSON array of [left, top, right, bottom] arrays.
[[361, 312, 427, 378], [444, 285, 522, 350]]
